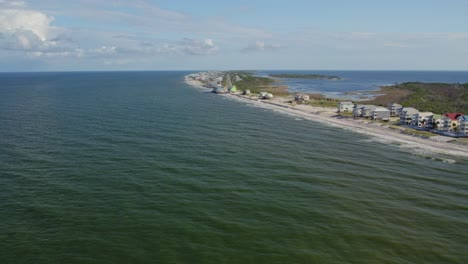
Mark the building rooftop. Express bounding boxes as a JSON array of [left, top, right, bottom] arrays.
[[444, 112, 464, 120]]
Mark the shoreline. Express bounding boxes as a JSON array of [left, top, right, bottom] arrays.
[[184, 76, 468, 159]]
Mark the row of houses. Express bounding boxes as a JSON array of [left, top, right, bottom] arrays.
[[339, 102, 392, 121], [187, 71, 223, 83], [338, 101, 468, 136]]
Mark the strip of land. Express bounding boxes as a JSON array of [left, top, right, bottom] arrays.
[[185, 75, 468, 159], [269, 73, 343, 80]]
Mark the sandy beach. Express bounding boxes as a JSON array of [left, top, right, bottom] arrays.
[[185, 76, 468, 159]]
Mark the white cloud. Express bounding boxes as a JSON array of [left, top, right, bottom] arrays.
[[89, 46, 117, 55], [0, 4, 120, 59], [102, 37, 218, 57], [0, 1, 222, 61], [151, 38, 218, 56], [204, 39, 214, 47], [0, 0, 26, 7], [5, 30, 43, 50], [0, 4, 67, 56], [242, 41, 283, 52], [181, 38, 217, 55], [0, 9, 54, 41]]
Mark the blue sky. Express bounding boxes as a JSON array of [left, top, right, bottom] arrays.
[[1, 0, 467, 71]]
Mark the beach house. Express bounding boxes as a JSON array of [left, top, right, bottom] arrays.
[[295, 94, 310, 103], [442, 113, 464, 131], [400, 107, 419, 125], [353, 105, 366, 117], [228, 85, 237, 93], [212, 85, 227, 94], [371, 107, 391, 121], [362, 105, 378, 118], [413, 112, 433, 128], [457, 115, 468, 135], [427, 114, 443, 130], [388, 103, 403, 117], [338, 101, 354, 113], [207, 81, 218, 88]]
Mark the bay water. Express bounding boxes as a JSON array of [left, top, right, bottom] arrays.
[[0, 71, 467, 263], [257, 70, 468, 99]]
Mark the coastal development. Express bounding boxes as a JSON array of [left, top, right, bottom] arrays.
[[186, 71, 468, 158], [341, 102, 467, 137]]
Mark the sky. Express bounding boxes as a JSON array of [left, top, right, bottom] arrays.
[[1, 0, 468, 71]]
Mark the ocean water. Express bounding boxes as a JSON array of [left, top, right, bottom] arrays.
[[0, 71, 467, 264], [257, 70, 468, 99]]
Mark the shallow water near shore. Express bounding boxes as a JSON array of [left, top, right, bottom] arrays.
[[1, 71, 467, 263]]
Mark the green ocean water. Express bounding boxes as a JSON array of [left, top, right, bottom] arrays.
[[0, 71, 467, 263]]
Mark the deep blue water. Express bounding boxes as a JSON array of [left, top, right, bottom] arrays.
[[0, 71, 467, 263], [256, 70, 468, 99]]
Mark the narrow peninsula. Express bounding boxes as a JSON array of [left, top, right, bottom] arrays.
[[185, 71, 468, 158]]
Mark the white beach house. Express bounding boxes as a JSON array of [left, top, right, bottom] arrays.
[[427, 114, 443, 130], [457, 115, 468, 135], [371, 107, 391, 121], [353, 105, 366, 117], [362, 105, 378, 118], [413, 112, 433, 128], [338, 101, 354, 113], [400, 107, 419, 125], [388, 103, 403, 117]]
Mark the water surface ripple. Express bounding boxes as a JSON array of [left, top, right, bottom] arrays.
[[0, 72, 467, 263]]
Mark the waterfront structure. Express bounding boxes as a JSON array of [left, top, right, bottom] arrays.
[[353, 105, 366, 117], [400, 107, 419, 125], [295, 94, 310, 103], [413, 112, 434, 128], [212, 85, 227, 94], [388, 103, 403, 117], [338, 101, 354, 113], [371, 107, 391, 121], [362, 105, 378, 118], [207, 81, 218, 88], [427, 114, 443, 130], [459, 116, 468, 135], [229, 85, 237, 93], [259, 92, 274, 99], [442, 113, 464, 131]]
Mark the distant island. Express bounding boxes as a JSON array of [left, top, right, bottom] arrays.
[[269, 73, 343, 80]]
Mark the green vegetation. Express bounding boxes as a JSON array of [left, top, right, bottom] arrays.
[[364, 82, 468, 113], [226, 71, 289, 96], [388, 124, 437, 137], [400, 128, 437, 138], [269, 73, 342, 80], [453, 137, 468, 145], [339, 112, 354, 117], [304, 94, 340, 108]]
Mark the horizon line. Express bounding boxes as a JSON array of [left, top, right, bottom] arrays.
[[1, 69, 468, 73]]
